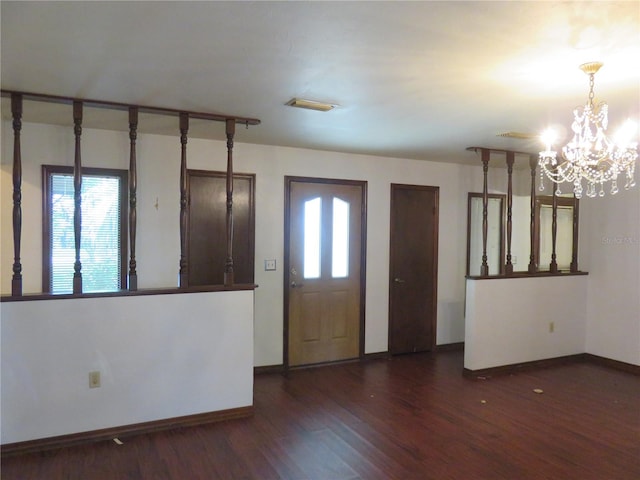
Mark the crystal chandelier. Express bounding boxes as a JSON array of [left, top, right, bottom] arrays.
[[538, 62, 637, 199]]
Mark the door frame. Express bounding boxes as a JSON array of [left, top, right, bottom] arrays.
[[283, 176, 368, 369], [388, 183, 439, 353]]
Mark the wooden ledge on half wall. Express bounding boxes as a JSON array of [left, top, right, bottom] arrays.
[[0, 284, 258, 303], [466, 271, 588, 280]]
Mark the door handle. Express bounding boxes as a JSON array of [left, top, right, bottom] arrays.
[[394, 278, 405, 284], [291, 281, 305, 288]]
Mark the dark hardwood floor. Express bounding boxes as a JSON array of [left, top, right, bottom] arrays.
[[2, 351, 639, 479]]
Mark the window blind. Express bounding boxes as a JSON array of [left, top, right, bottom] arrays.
[[49, 173, 122, 294]]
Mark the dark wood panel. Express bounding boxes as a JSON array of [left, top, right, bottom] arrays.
[[187, 170, 255, 286], [389, 184, 439, 354], [3, 352, 639, 479]]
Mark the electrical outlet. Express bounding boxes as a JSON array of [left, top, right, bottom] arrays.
[[89, 371, 101, 388], [549, 322, 555, 333]]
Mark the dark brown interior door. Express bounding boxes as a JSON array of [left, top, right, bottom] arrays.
[[388, 184, 439, 354], [187, 170, 255, 286]]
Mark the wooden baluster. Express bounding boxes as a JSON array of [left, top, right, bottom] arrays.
[[128, 107, 138, 290], [179, 113, 189, 288], [11, 93, 23, 296], [528, 154, 537, 274], [72, 101, 83, 294], [224, 118, 235, 286], [505, 151, 514, 275], [550, 182, 559, 273], [570, 197, 579, 272], [480, 148, 490, 276]]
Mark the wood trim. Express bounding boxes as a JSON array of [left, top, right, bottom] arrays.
[[570, 197, 580, 272], [480, 149, 490, 276], [363, 351, 390, 361], [1, 284, 258, 303], [127, 107, 138, 290], [11, 93, 23, 296], [358, 182, 368, 359], [283, 176, 368, 370], [179, 113, 190, 288], [466, 146, 531, 157], [528, 154, 537, 273], [466, 271, 588, 280], [72, 100, 83, 294], [463, 354, 587, 378], [505, 151, 515, 275], [0, 406, 253, 458], [435, 342, 465, 352], [463, 353, 640, 378], [224, 119, 236, 286], [550, 183, 559, 273], [254, 364, 285, 375], [583, 354, 640, 376], [0, 89, 260, 126]]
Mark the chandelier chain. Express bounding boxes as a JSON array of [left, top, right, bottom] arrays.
[[588, 74, 595, 108]]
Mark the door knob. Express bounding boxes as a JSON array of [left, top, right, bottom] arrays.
[[394, 278, 405, 283], [291, 281, 304, 288]]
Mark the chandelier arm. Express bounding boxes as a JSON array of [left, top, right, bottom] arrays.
[[537, 61, 637, 198]]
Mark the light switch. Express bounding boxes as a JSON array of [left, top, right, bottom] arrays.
[[265, 259, 276, 271]]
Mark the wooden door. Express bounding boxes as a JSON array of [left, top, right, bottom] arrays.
[[285, 177, 366, 367], [187, 170, 255, 286], [388, 184, 439, 354]]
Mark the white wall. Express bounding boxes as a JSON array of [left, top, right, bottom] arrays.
[[464, 275, 588, 370], [4, 119, 638, 377], [582, 186, 640, 365], [1, 290, 254, 444], [1, 120, 473, 367]]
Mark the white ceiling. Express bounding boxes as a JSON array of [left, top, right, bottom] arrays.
[[1, 1, 639, 165]]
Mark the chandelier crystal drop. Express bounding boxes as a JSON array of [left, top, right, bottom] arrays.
[[538, 62, 637, 199]]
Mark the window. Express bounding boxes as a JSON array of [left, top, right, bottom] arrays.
[[303, 197, 322, 279], [331, 197, 349, 278], [43, 166, 127, 294], [301, 195, 352, 280]]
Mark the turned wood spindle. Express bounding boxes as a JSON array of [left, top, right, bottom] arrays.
[[480, 148, 490, 276], [224, 119, 236, 286], [128, 106, 139, 290], [528, 154, 538, 274], [179, 113, 189, 288], [550, 182, 559, 273], [11, 93, 23, 296], [72, 100, 83, 294], [505, 151, 514, 275]]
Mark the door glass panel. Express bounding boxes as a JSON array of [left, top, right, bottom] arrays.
[[332, 197, 349, 278], [303, 197, 321, 279]]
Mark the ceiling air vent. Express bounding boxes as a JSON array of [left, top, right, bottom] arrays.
[[286, 98, 337, 112]]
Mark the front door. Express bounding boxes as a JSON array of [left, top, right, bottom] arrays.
[[388, 184, 439, 354], [285, 177, 366, 367]]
